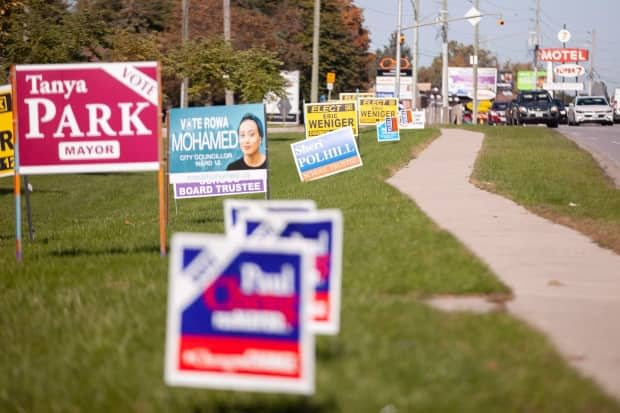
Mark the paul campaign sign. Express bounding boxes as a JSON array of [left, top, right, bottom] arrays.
[[0, 84, 14, 178], [233, 209, 343, 335], [168, 104, 267, 199], [165, 233, 315, 394], [303, 101, 358, 139], [13, 62, 160, 174], [223, 199, 317, 234], [291, 127, 362, 182]]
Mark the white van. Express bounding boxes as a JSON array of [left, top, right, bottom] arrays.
[[613, 88, 620, 123]]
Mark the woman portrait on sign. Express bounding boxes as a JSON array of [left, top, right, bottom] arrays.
[[226, 113, 267, 170]]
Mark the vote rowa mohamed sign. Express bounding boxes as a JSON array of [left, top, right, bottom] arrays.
[[12, 62, 161, 174]]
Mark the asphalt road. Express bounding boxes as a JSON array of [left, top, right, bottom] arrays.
[[558, 123, 620, 187]]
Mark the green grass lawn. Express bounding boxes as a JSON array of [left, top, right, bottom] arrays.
[[471, 125, 620, 253], [1, 127, 619, 412]]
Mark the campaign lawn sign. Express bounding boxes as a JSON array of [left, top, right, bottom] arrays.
[[165, 233, 315, 394], [399, 110, 425, 129], [223, 199, 317, 235], [358, 98, 398, 126], [233, 209, 343, 335], [303, 101, 358, 138], [0, 84, 14, 178], [376, 116, 400, 142], [13, 62, 160, 174], [168, 104, 267, 199], [291, 126, 362, 182]]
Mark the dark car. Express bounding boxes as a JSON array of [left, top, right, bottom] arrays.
[[487, 101, 509, 125], [553, 99, 568, 124], [508, 90, 559, 128]]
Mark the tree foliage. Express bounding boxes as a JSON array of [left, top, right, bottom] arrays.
[[0, 0, 108, 83]]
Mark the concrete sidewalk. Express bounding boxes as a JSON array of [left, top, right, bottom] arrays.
[[387, 128, 620, 401]]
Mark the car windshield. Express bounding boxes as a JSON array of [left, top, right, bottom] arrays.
[[521, 92, 550, 102], [576, 97, 608, 105]]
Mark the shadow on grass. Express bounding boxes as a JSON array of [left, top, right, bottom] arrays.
[[193, 396, 337, 413], [191, 216, 224, 225], [268, 135, 303, 142], [50, 244, 160, 257]]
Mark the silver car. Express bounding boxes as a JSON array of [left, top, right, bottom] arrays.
[[567, 96, 613, 126]]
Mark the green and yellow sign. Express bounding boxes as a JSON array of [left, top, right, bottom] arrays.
[[304, 101, 358, 138], [358, 98, 398, 125]]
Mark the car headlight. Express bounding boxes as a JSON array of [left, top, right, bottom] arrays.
[[551, 105, 558, 112], [519, 106, 527, 112]]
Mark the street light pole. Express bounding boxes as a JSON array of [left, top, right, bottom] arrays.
[[180, 0, 189, 108], [395, 0, 403, 101], [310, 0, 321, 103], [472, 0, 479, 124], [441, 0, 449, 122], [410, 0, 419, 108]]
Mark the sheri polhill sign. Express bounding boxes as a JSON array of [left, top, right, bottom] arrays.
[[13, 62, 160, 174]]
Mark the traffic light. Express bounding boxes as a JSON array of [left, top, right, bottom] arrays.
[[399, 34, 405, 44], [497, 17, 505, 26]]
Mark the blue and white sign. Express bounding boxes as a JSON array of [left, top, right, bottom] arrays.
[[376, 116, 400, 142], [234, 209, 343, 335], [168, 103, 268, 199], [165, 233, 315, 394], [290, 127, 362, 182]]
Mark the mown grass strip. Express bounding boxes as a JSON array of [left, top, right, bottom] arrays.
[[471, 125, 620, 253], [1, 127, 618, 412]]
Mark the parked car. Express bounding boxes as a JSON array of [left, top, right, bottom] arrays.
[[567, 96, 613, 126], [508, 90, 559, 128], [553, 99, 568, 124], [487, 101, 509, 125]]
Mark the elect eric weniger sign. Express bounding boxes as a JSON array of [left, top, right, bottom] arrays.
[[13, 62, 160, 174]]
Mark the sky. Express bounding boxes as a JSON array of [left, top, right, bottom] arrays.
[[352, 0, 619, 94]]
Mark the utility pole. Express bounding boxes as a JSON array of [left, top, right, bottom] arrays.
[[472, 0, 479, 124], [411, 0, 419, 108], [310, 0, 321, 102], [180, 0, 189, 107], [224, 0, 234, 105], [441, 0, 449, 121], [533, 0, 540, 90], [588, 29, 595, 95], [395, 0, 403, 100]]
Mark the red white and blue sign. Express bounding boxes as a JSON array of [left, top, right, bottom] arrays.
[[165, 233, 314, 394], [290, 126, 362, 182], [233, 209, 343, 335], [376, 116, 400, 142], [223, 199, 317, 234]]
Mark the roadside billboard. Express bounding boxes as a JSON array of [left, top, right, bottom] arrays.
[[303, 101, 358, 139], [447, 67, 497, 98], [291, 127, 362, 182], [264, 70, 300, 124], [168, 103, 267, 199], [517, 71, 546, 90], [13, 62, 160, 174], [375, 76, 412, 99], [0, 84, 14, 178], [358, 98, 398, 125], [165, 233, 315, 394]]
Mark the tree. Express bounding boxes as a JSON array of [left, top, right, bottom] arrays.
[[0, 0, 108, 83], [164, 37, 286, 106]]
